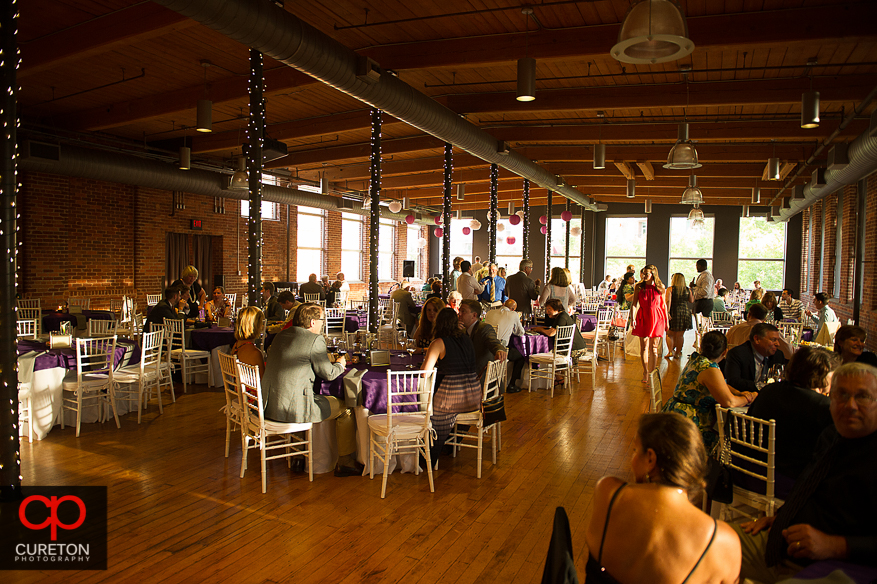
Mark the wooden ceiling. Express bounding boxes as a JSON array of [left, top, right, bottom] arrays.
[[18, 0, 877, 211]]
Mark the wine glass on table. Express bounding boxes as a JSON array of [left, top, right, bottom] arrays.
[[406, 337, 417, 369]]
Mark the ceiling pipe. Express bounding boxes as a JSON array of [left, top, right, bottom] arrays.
[[152, 0, 599, 211], [18, 144, 426, 224]]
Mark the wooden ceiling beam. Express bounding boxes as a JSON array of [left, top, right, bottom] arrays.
[[637, 162, 656, 180], [266, 135, 444, 168], [519, 144, 816, 163], [545, 162, 775, 178], [614, 162, 636, 180]]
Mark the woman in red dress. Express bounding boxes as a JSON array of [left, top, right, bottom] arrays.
[[631, 264, 668, 384]]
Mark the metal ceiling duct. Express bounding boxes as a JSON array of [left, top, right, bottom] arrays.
[[152, 0, 599, 211], [18, 143, 422, 223]]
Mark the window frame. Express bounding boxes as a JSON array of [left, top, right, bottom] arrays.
[[341, 212, 364, 283], [737, 215, 787, 291], [668, 215, 715, 278], [604, 215, 648, 277], [296, 206, 326, 282], [378, 217, 397, 282]]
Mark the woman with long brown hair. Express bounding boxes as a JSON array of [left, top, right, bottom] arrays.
[[665, 272, 693, 359], [631, 264, 668, 384]]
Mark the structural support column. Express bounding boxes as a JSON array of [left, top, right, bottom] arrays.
[[489, 163, 498, 264], [522, 180, 530, 260], [442, 144, 452, 299], [247, 49, 264, 309], [545, 190, 553, 282], [580, 206, 587, 284], [1, 0, 20, 499], [368, 109, 381, 333], [564, 199, 570, 269]]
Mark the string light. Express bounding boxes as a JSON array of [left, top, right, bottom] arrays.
[[368, 109, 382, 332], [246, 49, 265, 309], [489, 163, 498, 264], [545, 189, 552, 282], [442, 143, 452, 299], [522, 180, 530, 260]]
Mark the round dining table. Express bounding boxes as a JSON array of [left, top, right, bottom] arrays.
[[41, 309, 114, 332]]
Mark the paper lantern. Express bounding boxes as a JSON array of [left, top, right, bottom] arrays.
[[388, 200, 403, 213], [540, 225, 548, 235], [434, 215, 442, 225], [405, 214, 415, 224], [509, 214, 521, 225], [470, 219, 482, 231], [417, 237, 428, 249], [570, 226, 581, 236], [462, 226, 471, 235], [561, 210, 573, 221], [516, 210, 525, 218], [434, 227, 444, 238], [506, 236, 516, 245], [497, 223, 505, 232], [539, 215, 548, 225]]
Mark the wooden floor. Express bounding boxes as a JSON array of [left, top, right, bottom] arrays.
[[15, 333, 695, 583]]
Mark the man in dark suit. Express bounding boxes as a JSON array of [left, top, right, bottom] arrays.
[[299, 273, 325, 300], [506, 259, 540, 316], [390, 283, 418, 335], [145, 285, 185, 331], [458, 299, 507, 377], [261, 281, 285, 322], [261, 303, 360, 476], [724, 322, 788, 393]]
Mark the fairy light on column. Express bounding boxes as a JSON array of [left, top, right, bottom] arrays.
[[246, 49, 265, 310], [442, 143, 452, 300], [522, 179, 530, 260], [579, 205, 587, 284], [489, 163, 498, 264], [368, 109, 382, 333], [564, 199, 571, 269], [1, 0, 21, 499], [545, 189, 552, 282]]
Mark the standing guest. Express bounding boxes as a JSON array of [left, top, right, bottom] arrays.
[[585, 414, 742, 584], [412, 297, 445, 350], [498, 266, 507, 280], [261, 303, 361, 477], [171, 265, 207, 316], [690, 259, 715, 318], [748, 347, 838, 483], [335, 272, 350, 293], [834, 325, 877, 367], [733, 363, 877, 583], [456, 260, 485, 300], [261, 282, 285, 323], [426, 280, 442, 300], [390, 283, 418, 335], [205, 286, 231, 322], [597, 274, 612, 294], [805, 292, 839, 334], [713, 288, 728, 313], [618, 272, 636, 310], [779, 288, 804, 321], [539, 266, 577, 312], [421, 307, 483, 464], [753, 280, 763, 293], [631, 265, 668, 384], [761, 291, 784, 322], [146, 285, 185, 331], [662, 331, 756, 453], [447, 291, 463, 313], [231, 306, 266, 376], [724, 323, 789, 394], [478, 263, 507, 304], [744, 288, 764, 316], [299, 273, 325, 300], [626, 263, 636, 275], [506, 259, 540, 317], [608, 278, 619, 294], [484, 299, 525, 346], [450, 257, 463, 292], [475, 260, 490, 281], [458, 299, 507, 377], [666, 272, 693, 360]]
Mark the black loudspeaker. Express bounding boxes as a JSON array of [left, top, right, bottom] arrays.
[[402, 260, 415, 278], [214, 274, 224, 288]]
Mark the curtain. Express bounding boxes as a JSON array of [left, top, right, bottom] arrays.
[[165, 233, 189, 289], [193, 234, 213, 293]]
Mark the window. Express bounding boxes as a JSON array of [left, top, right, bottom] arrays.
[[669, 216, 714, 281], [341, 213, 363, 282], [605, 216, 648, 279], [737, 216, 786, 290], [296, 206, 324, 282], [406, 224, 423, 280], [550, 218, 582, 283], [240, 199, 279, 221], [438, 218, 474, 270], [378, 218, 396, 281], [495, 218, 524, 274]]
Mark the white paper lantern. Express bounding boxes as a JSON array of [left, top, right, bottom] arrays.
[[388, 200, 402, 213], [516, 210, 525, 218], [570, 226, 581, 237], [497, 223, 505, 232], [417, 237, 428, 249], [469, 219, 482, 231]]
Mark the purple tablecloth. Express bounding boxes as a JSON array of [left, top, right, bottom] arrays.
[[190, 327, 236, 352], [41, 309, 114, 333], [317, 354, 423, 414], [508, 333, 551, 357], [17, 339, 140, 372]]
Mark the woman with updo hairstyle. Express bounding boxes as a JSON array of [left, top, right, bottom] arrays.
[[760, 291, 783, 322], [585, 413, 741, 584], [833, 324, 877, 367], [662, 331, 756, 453], [232, 306, 266, 376]]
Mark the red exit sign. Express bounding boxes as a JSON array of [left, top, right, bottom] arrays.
[[190, 219, 203, 230]]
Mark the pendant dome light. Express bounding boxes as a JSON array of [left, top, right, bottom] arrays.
[[611, 0, 695, 65], [680, 175, 704, 205], [228, 157, 248, 190], [687, 204, 704, 224], [664, 122, 701, 169]]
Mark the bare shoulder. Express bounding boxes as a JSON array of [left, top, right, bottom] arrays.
[[594, 476, 626, 504], [708, 520, 742, 582]]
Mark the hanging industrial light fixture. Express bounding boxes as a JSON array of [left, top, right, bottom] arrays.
[[196, 61, 213, 132], [751, 187, 761, 204], [801, 89, 820, 129], [742, 204, 750, 218], [680, 175, 704, 204], [644, 199, 652, 214], [626, 179, 636, 198], [228, 157, 248, 190], [593, 143, 606, 170], [456, 183, 465, 201], [516, 8, 536, 102], [508, 201, 514, 215], [767, 157, 781, 181], [179, 146, 191, 170], [687, 204, 704, 223], [664, 122, 701, 169], [611, 0, 695, 65]]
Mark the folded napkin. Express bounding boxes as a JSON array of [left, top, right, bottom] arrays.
[[342, 368, 368, 408]]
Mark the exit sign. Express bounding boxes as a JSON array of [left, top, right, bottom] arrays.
[[190, 219, 203, 230]]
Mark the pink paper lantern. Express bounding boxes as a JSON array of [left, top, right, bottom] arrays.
[[540, 225, 548, 235], [561, 210, 573, 221], [539, 215, 548, 225], [405, 214, 415, 224], [434, 227, 443, 238], [506, 236, 515, 245], [509, 214, 521, 225], [462, 226, 471, 235], [434, 215, 442, 225]]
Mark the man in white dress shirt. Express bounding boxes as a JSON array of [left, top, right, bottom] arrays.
[[456, 260, 485, 300], [691, 258, 716, 318], [484, 299, 525, 345]]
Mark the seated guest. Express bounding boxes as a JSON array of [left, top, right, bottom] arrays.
[[261, 303, 360, 477], [175, 285, 198, 320], [456, 260, 484, 300], [586, 413, 742, 584], [478, 263, 508, 304], [734, 363, 877, 583], [390, 283, 418, 335], [748, 347, 838, 483], [834, 324, 877, 367], [608, 278, 618, 294], [761, 291, 784, 322], [663, 331, 755, 453], [146, 285, 185, 330], [421, 277, 434, 292], [779, 288, 804, 321], [231, 306, 266, 376], [724, 323, 789, 394], [412, 297, 445, 350], [426, 280, 442, 300], [753, 280, 763, 293], [714, 277, 724, 295], [320, 274, 331, 293], [204, 286, 231, 322], [597, 274, 612, 294], [260, 281, 285, 322], [171, 265, 206, 315], [269, 290, 299, 333], [713, 287, 728, 312], [744, 288, 764, 317], [484, 299, 525, 346], [325, 280, 342, 306], [447, 291, 463, 313], [726, 303, 793, 360], [526, 298, 589, 388], [805, 292, 839, 333], [458, 299, 507, 377], [299, 273, 325, 300]]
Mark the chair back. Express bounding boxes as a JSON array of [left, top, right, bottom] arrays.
[[121, 296, 136, 324], [150, 322, 173, 369], [74, 336, 118, 381], [553, 325, 575, 359], [482, 360, 505, 403], [18, 307, 41, 334], [715, 406, 777, 513], [146, 294, 162, 307], [218, 351, 241, 417], [236, 361, 267, 434], [382, 369, 437, 431], [324, 308, 346, 336], [648, 368, 663, 412], [88, 318, 118, 337], [16, 319, 38, 340], [68, 297, 91, 310], [581, 302, 599, 313], [225, 293, 237, 312], [303, 293, 321, 303], [596, 307, 613, 326], [164, 318, 188, 353], [778, 321, 804, 346], [139, 330, 165, 376], [711, 311, 734, 325], [18, 298, 40, 311]]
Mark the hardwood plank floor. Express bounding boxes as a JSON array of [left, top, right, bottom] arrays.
[[13, 333, 696, 583]]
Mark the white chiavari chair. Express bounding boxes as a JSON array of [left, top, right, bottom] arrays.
[[114, 330, 166, 423], [447, 360, 504, 478], [529, 324, 575, 397], [165, 317, 211, 394], [60, 336, 120, 437]]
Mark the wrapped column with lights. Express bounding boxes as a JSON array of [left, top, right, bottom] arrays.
[[246, 49, 265, 310], [489, 163, 498, 264], [545, 190, 552, 283], [564, 199, 570, 269], [442, 143, 452, 299], [1, 0, 21, 499], [522, 180, 530, 260], [368, 109, 382, 333], [579, 206, 587, 283]]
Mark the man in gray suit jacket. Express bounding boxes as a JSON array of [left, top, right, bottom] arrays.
[[506, 259, 540, 316], [261, 303, 361, 476], [459, 299, 508, 377]]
